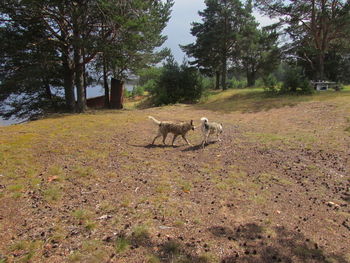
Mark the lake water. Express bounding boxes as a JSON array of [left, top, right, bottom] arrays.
[[0, 84, 135, 126]]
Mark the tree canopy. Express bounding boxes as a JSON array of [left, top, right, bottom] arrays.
[[0, 0, 173, 119]]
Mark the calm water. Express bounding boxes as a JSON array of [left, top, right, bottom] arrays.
[[0, 84, 135, 126]]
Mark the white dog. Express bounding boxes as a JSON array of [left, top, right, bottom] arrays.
[[200, 117, 223, 148]]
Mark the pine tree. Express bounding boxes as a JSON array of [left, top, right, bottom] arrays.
[[182, 0, 246, 90]]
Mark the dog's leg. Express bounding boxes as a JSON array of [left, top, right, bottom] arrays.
[[172, 135, 178, 146], [152, 132, 162, 145], [202, 131, 210, 148], [162, 133, 168, 145], [182, 135, 192, 146], [217, 132, 221, 142]]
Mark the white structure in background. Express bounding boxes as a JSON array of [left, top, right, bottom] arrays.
[[311, 81, 339, 91]]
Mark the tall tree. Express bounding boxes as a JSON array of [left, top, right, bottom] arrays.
[[0, 0, 63, 119], [238, 1, 280, 86], [255, 0, 350, 80], [182, 0, 246, 90]]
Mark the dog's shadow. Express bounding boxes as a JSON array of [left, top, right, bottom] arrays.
[[128, 143, 179, 149], [182, 141, 217, 152]]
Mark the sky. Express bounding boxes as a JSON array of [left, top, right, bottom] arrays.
[[162, 0, 276, 63]]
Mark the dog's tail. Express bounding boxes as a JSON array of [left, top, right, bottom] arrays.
[[200, 117, 208, 123], [148, 116, 161, 125]]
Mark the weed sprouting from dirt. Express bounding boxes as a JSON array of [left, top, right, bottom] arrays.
[[115, 236, 130, 254]]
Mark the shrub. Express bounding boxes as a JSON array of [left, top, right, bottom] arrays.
[[123, 88, 132, 98], [281, 65, 313, 94], [151, 56, 204, 105], [263, 74, 279, 93], [142, 79, 157, 92], [131, 85, 144, 97], [228, 78, 247, 89]]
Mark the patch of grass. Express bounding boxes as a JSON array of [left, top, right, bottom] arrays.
[[98, 200, 115, 213], [197, 87, 350, 113], [293, 245, 324, 259], [147, 254, 161, 263], [7, 184, 24, 193], [197, 253, 219, 263], [162, 240, 181, 256], [174, 220, 185, 228], [84, 220, 97, 231], [49, 224, 67, 243], [132, 224, 150, 244], [68, 240, 109, 263], [72, 208, 93, 222], [71, 166, 95, 178], [43, 186, 62, 202], [246, 132, 289, 145], [7, 184, 24, 198], [155, 181, 171, 194], [120, 196, 132, 208], [71, 209, 96, 231], [115, 236, 130, 254], [8, 240, 43, 263], [178, 180, 192, 193], [68, 252, 83, 262], [256, 172, 293, 186]]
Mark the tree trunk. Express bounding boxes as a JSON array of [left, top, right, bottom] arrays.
[[103, 54, 110, 108], [45, 82, 52, 100], [74, 47, 86, 113], [73, 11, 86, 113], [247, 70, 256, 87], [318, 52, 325, 80], [215, 71, 220, 90], [83, 48, 87, 100], [59, 10, 75, 112], [221, 57, 227, 90], [63, 55, 75, 112]]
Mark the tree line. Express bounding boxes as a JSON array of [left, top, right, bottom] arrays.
[[182, 0, 350, 91]]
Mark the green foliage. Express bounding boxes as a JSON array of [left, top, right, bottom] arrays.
[[201, 77, 215, 90], [182, 0, 247, 90], [262, 74, 279, 93], [131, 86, 144, 97], [256, 0, 350, 80], [115, 236, 130, 253], [0, 0, 174, 119], [151, 57, 204, 105], [281, 65, 314, 94], [228, 78, 247, 89], [135, 67, 162, 93]]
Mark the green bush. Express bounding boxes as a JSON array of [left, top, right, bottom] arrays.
[[263, 74, 279, 93], [142, 79, 157, 92], [131, 85, 144, 97], [201, 77, 215, 90], [151, 57, 204, 105], [228, 78, 247, 89], [123, 88, 132, 98], [281, 65, 313, 94]]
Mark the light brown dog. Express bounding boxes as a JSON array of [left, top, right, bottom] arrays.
[[148, 116, 195, 146]]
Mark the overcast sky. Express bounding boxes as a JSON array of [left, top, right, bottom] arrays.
[[162, 0, 275, 63]]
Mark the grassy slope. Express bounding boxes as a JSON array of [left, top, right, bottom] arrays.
[[0, 87, 350, 263]]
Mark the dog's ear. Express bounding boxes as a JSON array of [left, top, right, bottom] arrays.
[[190, 120, 193, 125]]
